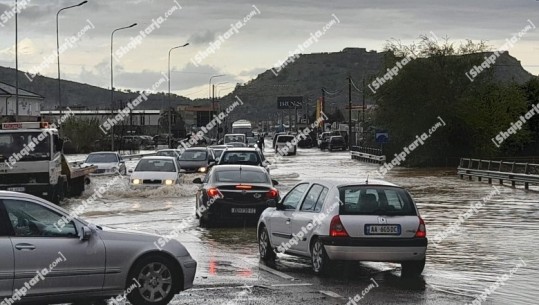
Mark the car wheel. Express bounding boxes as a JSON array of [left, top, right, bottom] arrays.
[[401, 259, 426, 277], [311, 239, 331, 275], [127, 255, 178, 305], [258, 227, 276, 261], [199, 214, 211, 228]]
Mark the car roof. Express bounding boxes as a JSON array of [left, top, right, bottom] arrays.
[[298, 178, 399, 189], [183, 147, 210, 151], [223, 147, 260, 152], [89, 151, 118, 155], [212, 164, 266, 172], [156, 149, 180, 152], [140, 156, 177, 160]]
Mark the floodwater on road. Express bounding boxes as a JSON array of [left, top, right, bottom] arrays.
[[61, 143, 539, 304]]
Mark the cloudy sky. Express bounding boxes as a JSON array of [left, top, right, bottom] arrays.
[[0, 0, 538, 100]]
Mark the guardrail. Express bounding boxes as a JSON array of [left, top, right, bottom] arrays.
[[458, 158, 539, 190], [350, 146, 386, 164]]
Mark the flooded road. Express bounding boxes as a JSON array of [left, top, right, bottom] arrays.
[[62, 143, 539, 304]]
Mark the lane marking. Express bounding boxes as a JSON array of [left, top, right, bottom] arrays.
[[319, 290, 345, 298], [256, 263, 296, 280], [271, 283, 313, 287]]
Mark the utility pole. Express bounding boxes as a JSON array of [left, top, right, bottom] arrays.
[[362, 78, 366, 144], [348, 76, 352, 149], [321, 88, 326, 131], [15, 0, 19, 121]]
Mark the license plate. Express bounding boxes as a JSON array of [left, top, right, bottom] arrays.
[[231, 208, 256, 214], [365, 225, 401, 235], [7, 187, 25, 192]]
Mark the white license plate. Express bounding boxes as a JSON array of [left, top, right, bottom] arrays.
[[231, 208, 256, 214], [7, 187, 25, 192], [365, 225, 401, 235]]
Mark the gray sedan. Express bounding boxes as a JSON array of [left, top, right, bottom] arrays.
[[0, 191, 196, 305]]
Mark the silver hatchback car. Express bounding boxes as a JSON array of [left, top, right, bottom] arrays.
[[0, 191, 196, 305], [257, 179, 427, 277]]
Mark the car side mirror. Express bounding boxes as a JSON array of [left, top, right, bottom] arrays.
[[276, 201, 285, 210], [272, 179, 279, 186], [266, 199, 277, 208], [192, 178, 203, 184], [79, 226, 92, 241]]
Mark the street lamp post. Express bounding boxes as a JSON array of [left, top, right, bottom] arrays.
[[213, 82, 228, 141], [57, 1, 87, 122], [208, 74, 225, 139], [110, 23, 137, 151], [168, 43, 189, 148], [15, 0, 18, 120]]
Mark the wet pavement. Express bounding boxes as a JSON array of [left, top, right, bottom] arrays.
[[62, 142, 539, 304]]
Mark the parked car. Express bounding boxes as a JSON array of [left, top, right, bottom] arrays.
[[328, 136, 346, 151], [178, 147, 216, 173], [257, 179, 427, 277], [217, 147, 270, 173], [298, 134, 314, 148], [0, 190, 196, 305], [317, 132, 332, 150], [81, 152, 126, 175], [129, 156, 182, 188], [275, 135, 297, 156], [155, 149, 182, 163], [193, 165, 279, 227]]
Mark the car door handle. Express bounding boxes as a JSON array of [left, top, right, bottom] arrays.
[[286, 218, 291, 223], [15, 243, 36, 251]]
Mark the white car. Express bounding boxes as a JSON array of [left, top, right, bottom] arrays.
[[257, 179, 427, 277], [275, 135, 297, 156], [82, 152, 126, 175], [130, 156, 182, 187]]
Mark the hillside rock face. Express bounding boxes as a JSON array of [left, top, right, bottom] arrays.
[[0, 48, 534, 121]]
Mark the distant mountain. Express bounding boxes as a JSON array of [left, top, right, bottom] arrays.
[[0, 48, 535, 121]]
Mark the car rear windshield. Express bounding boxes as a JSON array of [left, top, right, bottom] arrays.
[[215, 170, 269, 183], [86, 153, 118, 163], [338, 186, 417, 216], [277, 136, 294, 143], [220, 152, 260, 165]]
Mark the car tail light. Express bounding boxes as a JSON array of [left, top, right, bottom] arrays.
[[207, 188, 222, 198], [415, 217, 427, 238], [266, 188, 279, 199], [236, 185, 252, 190], [330, 215, 349, 237]]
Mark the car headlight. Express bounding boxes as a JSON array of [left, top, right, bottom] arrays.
[[198, 167, 207, 173], [164, 179, 175, 186], [132, 179, 141, 185]]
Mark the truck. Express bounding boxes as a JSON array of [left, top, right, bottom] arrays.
[[231, 120, 253, 137], [0, 122, 96, 203]]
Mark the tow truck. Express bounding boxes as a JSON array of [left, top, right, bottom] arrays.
[[0, 122, 96, 203]]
